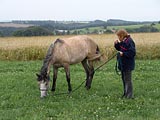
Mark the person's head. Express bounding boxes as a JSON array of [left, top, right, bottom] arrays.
[[116, 29, 129, 41]]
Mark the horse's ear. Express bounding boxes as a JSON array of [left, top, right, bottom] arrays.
[[36, 73, 40, 77], [36, 73, 41, 81]]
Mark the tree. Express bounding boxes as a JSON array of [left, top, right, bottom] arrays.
[[67, 30, 70, 35], [92, 29, 98, 34], [85, 28, 89, 34], [136, 25, 159, 33], [151, 23, 155, 27], [103, 25, 107, 29], [0, 31, 3, 37], [12, 26, 53, 36], [104, 29, 113, 34]]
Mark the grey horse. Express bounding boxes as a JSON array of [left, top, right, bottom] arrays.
[[36, 35, 101, 98]]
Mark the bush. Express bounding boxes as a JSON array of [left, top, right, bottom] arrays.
[[0, 31, 3, 37], [136, 25, 159, 33], [12, 26, 53, 36], [104, 29, 113, 34], [125, 25, 159, 33]]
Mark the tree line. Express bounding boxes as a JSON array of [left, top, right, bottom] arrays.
[[0, 19, 159, 37]]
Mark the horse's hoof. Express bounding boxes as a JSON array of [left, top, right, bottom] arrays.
[[68, 88, 72, 93], [67, 91, 72, 97], [50, 92, 54, 96], [68, 91, 72, 94], [85, 86, 91, 90], [51, 89, 55, 92], [40, 96, 47, 99]]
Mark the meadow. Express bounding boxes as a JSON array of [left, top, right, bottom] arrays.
[[0, 60, 159, 119], [0, 33, 160, 119], [70, 23, 160, 35]]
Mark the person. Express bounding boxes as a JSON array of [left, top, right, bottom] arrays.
[[114, 29, 136, 99]]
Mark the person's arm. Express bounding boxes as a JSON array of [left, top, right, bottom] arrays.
[[123, 40, 136, 58]]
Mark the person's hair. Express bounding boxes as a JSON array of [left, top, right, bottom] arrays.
[[116, 29, 129, 39]]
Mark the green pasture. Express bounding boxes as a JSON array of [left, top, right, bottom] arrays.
[[0, 60, 159, 120], [71, 23, 160, 34], [108, 23, 160, 31]]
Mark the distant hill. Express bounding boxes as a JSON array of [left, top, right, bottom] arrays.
[[0, 23, 33, 28], [0, 19, 157, 29], [106, 19, 154, 26], [0, 19, 159, 36]]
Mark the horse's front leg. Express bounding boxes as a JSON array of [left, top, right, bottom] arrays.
[[64, 64, 72, 93], [51, 66, 58, 92]]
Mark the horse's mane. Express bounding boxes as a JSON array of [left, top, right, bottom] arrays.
[[40, 38, 63, 76]]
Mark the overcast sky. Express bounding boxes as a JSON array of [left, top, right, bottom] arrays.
[[0, 0, 160, 21]]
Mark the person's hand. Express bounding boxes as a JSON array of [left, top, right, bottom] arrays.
[[119, 51, 123, 56], [114, 40, 119, 44]]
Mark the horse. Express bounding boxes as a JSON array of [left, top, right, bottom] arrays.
[[36, 35, 101, 98]]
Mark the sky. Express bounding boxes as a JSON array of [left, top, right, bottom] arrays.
[[0, 0, 160, 22]]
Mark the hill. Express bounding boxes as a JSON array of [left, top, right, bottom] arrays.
[[0, 23, 33, 28], [0, 19, 159, 36]]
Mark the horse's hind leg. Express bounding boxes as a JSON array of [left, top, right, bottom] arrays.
[[51, 66, 58, 92], [86, 61, 95, 90], [64, 64, 72, 93], [81, 59, 90, 87]]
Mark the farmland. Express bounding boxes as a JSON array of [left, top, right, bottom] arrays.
[[0, 33, 160, 60], [0, 33, 160, 119]]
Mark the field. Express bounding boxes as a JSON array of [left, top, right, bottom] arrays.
[[0, 33, 160, 60], [0, 23, 33, 28], [70, 23, 160, 34], [0, 33, 160, 119], [0, 60, 160, 119]]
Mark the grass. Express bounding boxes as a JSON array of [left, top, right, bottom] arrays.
[[0, 47, 47, 60], [0, 33, 160, 60], [0, 33, 160, 119], [0, 60, 160, 119], [108, 23, 160, 31]]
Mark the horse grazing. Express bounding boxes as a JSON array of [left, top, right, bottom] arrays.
[[36, 35, 101, 98]]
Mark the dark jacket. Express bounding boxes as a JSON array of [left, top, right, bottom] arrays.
[[114, 35, 136, 71]]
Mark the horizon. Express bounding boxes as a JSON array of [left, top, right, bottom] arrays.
[[0, 19, 159, 23]]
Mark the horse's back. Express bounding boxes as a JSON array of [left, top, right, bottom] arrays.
[[63, 35, 98, 53], [52, 35, 100, 65], [63, 35, 92, 46]]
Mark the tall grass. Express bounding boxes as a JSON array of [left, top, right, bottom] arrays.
[[0, 33, 160, 60], [0, 47, 47, 60]]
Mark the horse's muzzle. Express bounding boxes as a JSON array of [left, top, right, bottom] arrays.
[[39, 83, 49, 98], [40, 89, 48, 98]]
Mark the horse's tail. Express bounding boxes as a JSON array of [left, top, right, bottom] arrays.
[[87, 45, 102, 61], [95, 45, 102, 61], [96, 45, 100, 54]]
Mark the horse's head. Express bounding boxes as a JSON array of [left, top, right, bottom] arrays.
[[36, 73, 50, 98]]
